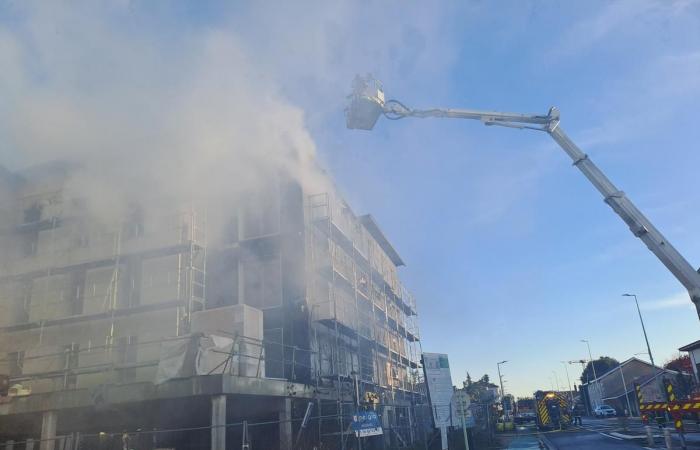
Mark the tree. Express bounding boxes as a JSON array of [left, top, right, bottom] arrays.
[[463, 372, 473, 389], [580, 356, 619, 383], [664, 354, 693, 374], [463, 373, 497, 402], [664, 354, 694, 399]]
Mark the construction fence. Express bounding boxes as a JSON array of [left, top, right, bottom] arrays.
[[0, 402, 435, 450]]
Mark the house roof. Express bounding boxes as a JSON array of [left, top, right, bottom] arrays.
[[584, 357, 675, 384], [585, 357, 681, 400], [359, 214, 405, 267], [679, 339, 700, 352], [600, 369, 669, 400]]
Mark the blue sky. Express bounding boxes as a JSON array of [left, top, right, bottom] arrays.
[[297, 0, 700, 396], [2, 1, 700, 397]]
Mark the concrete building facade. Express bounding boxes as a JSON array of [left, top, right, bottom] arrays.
[[0, 163, 425, 450]]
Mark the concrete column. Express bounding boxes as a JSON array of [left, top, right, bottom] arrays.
[[4, 439, 15, 450], [211, 395, 226, 450], [40, 411, 57, 450], [279, 398, 292, 450], [25, 439, 34, 450]]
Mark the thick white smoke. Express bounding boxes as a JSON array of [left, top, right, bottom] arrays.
[[0, 3, 334, 235]]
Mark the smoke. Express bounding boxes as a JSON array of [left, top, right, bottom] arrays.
[[0, 2, 334, 237], [0, 0, 463, 239]]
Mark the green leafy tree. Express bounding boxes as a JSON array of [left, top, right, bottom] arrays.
[[463, 372, 473, 389], [463, 373, 497, 402], [580, 356, 619, 383]]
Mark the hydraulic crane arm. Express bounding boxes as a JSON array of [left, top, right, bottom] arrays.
[[375, 97, 700, 318]]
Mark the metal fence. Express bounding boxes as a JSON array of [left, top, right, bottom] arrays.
[[1, 404, 436, 450]]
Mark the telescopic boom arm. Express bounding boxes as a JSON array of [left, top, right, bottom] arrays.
[[346, 76, 700, 319]]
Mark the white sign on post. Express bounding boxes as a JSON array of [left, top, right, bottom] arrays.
[[423, 353, 454, 428]]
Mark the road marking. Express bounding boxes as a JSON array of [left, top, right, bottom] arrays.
[[599, 432, 623, 440]]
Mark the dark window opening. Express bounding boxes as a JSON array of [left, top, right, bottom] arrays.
[[8, 351, 24, 377], [23, 204, 42, 224], [63, 344, 79, 389], [242, 257, 281, 309], [264, 328, 284, 379], [115, 336, 138, 383], [21, 231, 39, 257], [125, 204, 145, 239]]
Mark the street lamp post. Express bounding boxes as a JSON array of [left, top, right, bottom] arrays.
[[569, 360, 591, 415], [497, 361, 507, 413], [619, 365, 633, 417], [581, 340, 600, 408], [622, 294, 656, 367], [551, 370, 561, 391], [560, 361, 575, 406]]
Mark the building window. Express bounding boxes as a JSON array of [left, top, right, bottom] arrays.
[[124, 204, 145, 239], [241, 257, 282, 309], [63, 344, 79, 389], [240, 189, 280, 239], [23, 203, 42, 224], [116, 336, 138, 383], [264, 328, 284, 379], [8, 351, 24, 377], [21, 231, 39, 257]]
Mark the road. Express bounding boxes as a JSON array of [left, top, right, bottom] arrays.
[[544, 429, 648, 449], [540, 417, 700, 449], [497, 417, 700, 449]]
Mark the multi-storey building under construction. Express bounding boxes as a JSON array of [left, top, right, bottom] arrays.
[[0, 163, 426, 450]]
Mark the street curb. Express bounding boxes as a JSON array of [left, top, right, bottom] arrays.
[[610, 431, 646, 439], [538, 433, 557, 450]]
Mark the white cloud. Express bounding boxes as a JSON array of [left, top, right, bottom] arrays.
[[641, 292, 695, 311], [548, 0, 699, 61]]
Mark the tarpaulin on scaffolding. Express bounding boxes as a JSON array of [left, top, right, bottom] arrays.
[[195, 334, 265, 378], [155, 336, 197, 384], [195, 335, 235, 376]]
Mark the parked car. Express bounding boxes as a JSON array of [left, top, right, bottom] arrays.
[[593, 405, 616, 417], [514, 412, 536, 424]]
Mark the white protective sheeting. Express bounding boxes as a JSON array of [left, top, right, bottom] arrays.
[[155, 336, 196, 384], [195, 335, 235, 376]]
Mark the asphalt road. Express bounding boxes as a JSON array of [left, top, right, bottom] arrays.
[[544, 430, 648, 449], [542, 417, 700, 449], [501, 417, 700, 449]]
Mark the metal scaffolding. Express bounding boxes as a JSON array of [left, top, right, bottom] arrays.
[[307, 192, 425, 449], [0, 193, 207, 393]]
